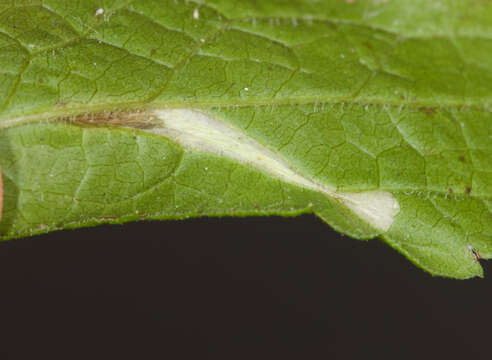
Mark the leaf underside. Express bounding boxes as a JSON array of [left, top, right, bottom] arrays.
[[0, 0, 491, 279]]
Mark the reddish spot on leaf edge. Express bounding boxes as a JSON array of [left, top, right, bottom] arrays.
[[0, 167, 3, 220]]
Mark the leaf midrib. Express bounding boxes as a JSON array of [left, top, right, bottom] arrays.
[[1, 95, 490, 129]]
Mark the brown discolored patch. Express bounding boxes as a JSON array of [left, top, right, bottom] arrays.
[[459, 155, 466, 163], [448, 188, 454, 194], [150, 48, 157, 56], [362, 40, 373, 50], [63, 110, 160, 130], [419, 107, 435, 116], [465, 187, 471, 195]]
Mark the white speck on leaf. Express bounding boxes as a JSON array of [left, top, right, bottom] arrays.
[[95, 8, 104, 16], [193, 8, 199, 20]]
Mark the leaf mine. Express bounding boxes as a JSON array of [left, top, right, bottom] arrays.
[[151, 109, 400, 232]]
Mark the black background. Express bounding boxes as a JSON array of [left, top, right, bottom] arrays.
[[0, 216, 490, 359]]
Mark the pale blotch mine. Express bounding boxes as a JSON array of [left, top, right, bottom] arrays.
[[150, 109, 400, 232]]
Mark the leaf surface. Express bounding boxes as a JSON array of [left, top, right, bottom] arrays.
[[0, 0, 491, 278]]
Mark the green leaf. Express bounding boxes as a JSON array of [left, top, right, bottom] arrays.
[[0, 0, 491, 279]]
